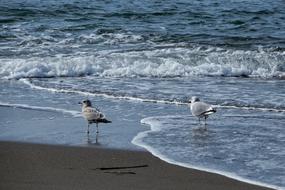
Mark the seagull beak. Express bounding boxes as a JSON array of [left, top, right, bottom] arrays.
[[78, 102, 82, 105]]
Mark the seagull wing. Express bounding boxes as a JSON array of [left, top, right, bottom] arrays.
[[83, 107, 105, 122], [191, 102, 215, 117]]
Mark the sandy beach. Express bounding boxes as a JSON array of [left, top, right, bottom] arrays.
[[0, 141, 274, 190]]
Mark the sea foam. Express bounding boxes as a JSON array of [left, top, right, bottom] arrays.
[[0, 47, 284, 79], [20, 79, 285, 113]]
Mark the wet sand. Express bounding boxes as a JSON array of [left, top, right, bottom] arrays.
[[0, 141, 274, 190]]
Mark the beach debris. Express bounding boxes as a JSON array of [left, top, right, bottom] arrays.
[[96, 164, 148, 171], [104, 171, 136, 175]]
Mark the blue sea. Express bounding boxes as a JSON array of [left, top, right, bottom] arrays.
[[0, 0, 284, 189]]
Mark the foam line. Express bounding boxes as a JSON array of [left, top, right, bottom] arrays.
[[1, 46, 284, 79], [215, 105, 285, 113], [20, 79, 187, 104], [21, 79, 285, 113], [132, 116, 283, 190], [0, 101, 81, 117]]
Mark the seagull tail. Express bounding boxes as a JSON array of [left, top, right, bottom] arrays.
[[202, 108, 216, 115], [98, 118, 112, 123]]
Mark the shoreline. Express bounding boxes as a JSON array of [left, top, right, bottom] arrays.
[[133, 138, 280, 190], [0, 141, 275, 190], [133, 118, 281, 190]]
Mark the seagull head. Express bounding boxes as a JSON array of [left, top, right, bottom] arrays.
[[79, 99, 92, 108], [189, 96, 200, 103]]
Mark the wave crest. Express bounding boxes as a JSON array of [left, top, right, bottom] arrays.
[[1, 47, 284, 79]]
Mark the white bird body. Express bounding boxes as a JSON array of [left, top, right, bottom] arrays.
[[189, 96, 216, 124], [190, 101, 215, 117], [80, 99, 111, 134], [82, 106, 104, 123]]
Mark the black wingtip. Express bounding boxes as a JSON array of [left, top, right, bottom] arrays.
[[99, 118, 112, 123], [104, 120, 112, 123]]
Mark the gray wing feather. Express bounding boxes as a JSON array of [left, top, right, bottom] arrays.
[[191, 102, 213, 117]]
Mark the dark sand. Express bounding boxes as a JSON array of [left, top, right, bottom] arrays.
[[0, 141, 274, 190]]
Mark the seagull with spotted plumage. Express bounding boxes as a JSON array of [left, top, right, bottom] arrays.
[[79, 99, 111, 134]]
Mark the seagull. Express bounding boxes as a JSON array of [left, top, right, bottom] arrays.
[[189, 96, 216, 125], [79, 99, 111, 134]]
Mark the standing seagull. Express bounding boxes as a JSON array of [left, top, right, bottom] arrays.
[[80, 99, 111, 134], [189, 96, 216, 125]]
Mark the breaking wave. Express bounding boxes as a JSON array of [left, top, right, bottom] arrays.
[[1, 47, 284, 79]]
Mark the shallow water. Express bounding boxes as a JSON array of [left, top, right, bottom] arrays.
[[1, 0, 285, 189], [133, 112, 285, 189], [1, 77, 284, 189]]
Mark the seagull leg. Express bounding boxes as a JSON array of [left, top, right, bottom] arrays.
[[87, 123, 90, 134], [96, 123, 99, 134], [204, 116, 208, 130], [198, 118, 201, 125], [96, 132, 99, 144]]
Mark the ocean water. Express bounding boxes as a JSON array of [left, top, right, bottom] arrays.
[[0, 0, 285, 189]]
